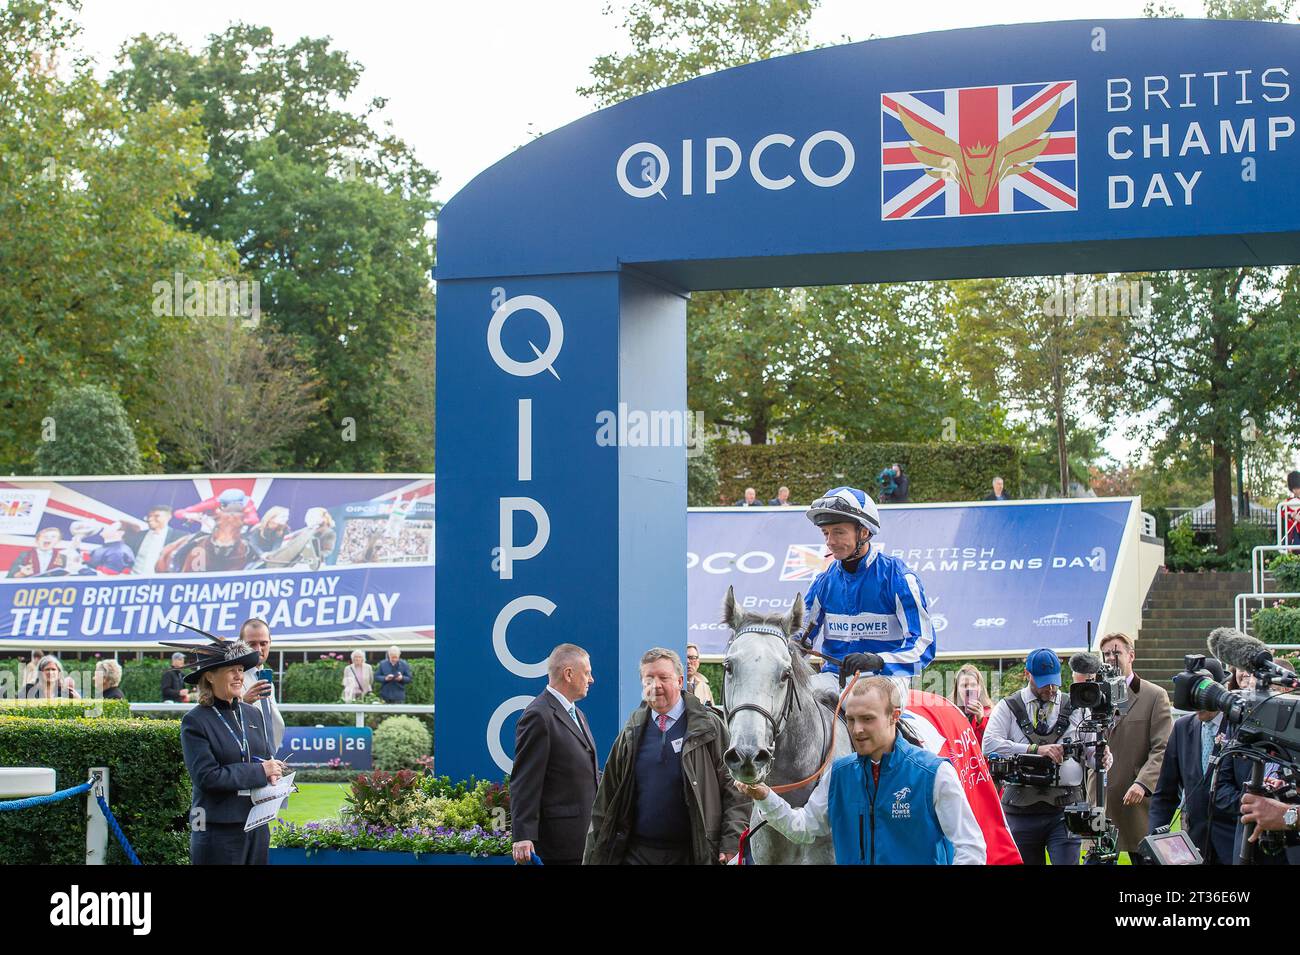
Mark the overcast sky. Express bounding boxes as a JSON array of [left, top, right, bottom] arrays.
[[77, 0, 1207, 204], [73, 0, 1224, 465]]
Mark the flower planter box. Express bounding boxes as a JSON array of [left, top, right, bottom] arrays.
[[270, 847, 512, 866]]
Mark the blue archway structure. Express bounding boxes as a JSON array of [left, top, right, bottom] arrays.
[[435, 18, 1300, 778]]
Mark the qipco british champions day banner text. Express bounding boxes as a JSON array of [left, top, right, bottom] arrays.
[[0, 476, 435, 647], [688, 499, 1135, 657]]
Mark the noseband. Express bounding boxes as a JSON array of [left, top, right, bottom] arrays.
[[724, 624, 802, 748]]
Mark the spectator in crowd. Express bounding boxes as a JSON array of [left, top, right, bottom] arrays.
[[735, 676, 985, 864], [734, 487, 759, 507], [1227, 665, 1256, 692], [1148, 657, 1247, 864], [342, 650, 374, 702], [177, 637, 283, 865], [685, 643, 715, 706], [984, 477, 1012, 501], [21, 650, 44, 694], [162, 651, 190, 703], [245, 507, 291, 557], [24, 655, 79, 699], [239, 619, 283, 753], [512, 644, 600, 865], [983, 649, 1092, 865], [584, 647, 746, 865], [123, 505, 180, 576], [7, 526, 67, 578], [1090, 632, 1171, 859], [768, 487, 794, 506], [1284, 470, 1300, 547], [879, 464, 910, 503], [950, 664, 992, 744], [94, 659, 125, 700], [377, 646, 413, 703]]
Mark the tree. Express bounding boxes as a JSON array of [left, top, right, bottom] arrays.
[[0, 0, 241, 472], [687, 438, 721, 506], [148, 320, 323, 472], [1124, 267, 1300, 552], [947, 276, 1130, 496], [110, 24, 439, 470], [579, 0, 819, 107], [34, 384, 142, 476]]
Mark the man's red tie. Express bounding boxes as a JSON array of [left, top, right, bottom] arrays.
[[657, 713, 668, 733]]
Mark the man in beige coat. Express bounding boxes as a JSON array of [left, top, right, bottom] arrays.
[[1087, 632, 1172, 855]]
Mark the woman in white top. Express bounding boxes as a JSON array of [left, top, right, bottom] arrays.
[[342, 650, 374, 702]]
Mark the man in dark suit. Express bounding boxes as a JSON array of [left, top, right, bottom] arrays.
[[511, 644, 599, 865], [1148, 658, 1248, 864], [376, 646, 413, 703]]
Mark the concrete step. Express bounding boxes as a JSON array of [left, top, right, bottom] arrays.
[[1142, 606, 1239, 619]]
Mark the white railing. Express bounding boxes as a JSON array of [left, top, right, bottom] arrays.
[[1278, 500, 1300, 545], [130, 702, 434, 729], [1233, 591, 1300, 636], [1251, 543, 1300, 594]]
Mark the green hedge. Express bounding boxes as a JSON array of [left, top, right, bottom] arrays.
[[282, 657, 434, 705], [0, 698, 131, 719], [715, 441, 1020, 506], [0, 716, 189, 864], [1253, 605, 1300, 647]]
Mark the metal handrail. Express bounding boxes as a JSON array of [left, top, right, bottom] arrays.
[[131, 702, 434, 729], [1233, 591, 1300, 634], [1279, 500, 1300, 546]]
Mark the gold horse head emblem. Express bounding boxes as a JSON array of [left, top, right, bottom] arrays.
[[898, 97, 1062, 207]]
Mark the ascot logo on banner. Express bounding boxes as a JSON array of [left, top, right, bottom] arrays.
[[882, 81, 1078, 219]]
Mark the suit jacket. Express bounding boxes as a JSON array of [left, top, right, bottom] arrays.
[[161, 667, 187, 703], [244, 666, 285, 752], [123, 527, 182, 573], [376, 658, 413, 702], [983, 492, 1012, 501], [1149, 714, 1248, 864], [6, 548, 67, 578], [181, 699, 275, 825], [511, 690, 600, 863], [1087, 675, 1172, 852]]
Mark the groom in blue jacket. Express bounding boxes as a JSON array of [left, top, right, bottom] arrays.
[[734, 676, 985, 864]]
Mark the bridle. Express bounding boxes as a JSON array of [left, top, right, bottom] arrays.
[[723, 624, 804, 751]]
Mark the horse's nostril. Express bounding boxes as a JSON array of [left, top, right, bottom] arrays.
[[754, 748, 773, 766], [723, 747, 742, 769]]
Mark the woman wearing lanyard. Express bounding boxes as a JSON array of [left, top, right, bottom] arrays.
[[174, 634, 286, 865]]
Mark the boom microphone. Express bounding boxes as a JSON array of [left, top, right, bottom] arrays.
[[1208, 627, 1298, 685], [1068, 651, 1103, 676]]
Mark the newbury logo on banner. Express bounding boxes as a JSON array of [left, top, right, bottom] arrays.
[[0, 475, 435, 647], [687, 499, 1134, 657]]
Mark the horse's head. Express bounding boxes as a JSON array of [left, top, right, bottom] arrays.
[[720, 585, 805, 785]]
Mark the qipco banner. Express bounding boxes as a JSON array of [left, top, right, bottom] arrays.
[[0, 475, 435, 647], [688, 499, 1135, 657]]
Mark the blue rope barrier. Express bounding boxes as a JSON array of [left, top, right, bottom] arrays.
[[0, 781, 92, 812], [94, 792, 141, 866]]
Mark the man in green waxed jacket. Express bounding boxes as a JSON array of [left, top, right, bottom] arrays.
[[582, 648, 747, 865]]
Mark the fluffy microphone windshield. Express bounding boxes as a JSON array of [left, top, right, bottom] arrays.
[[1068, 651, 1102, 675]]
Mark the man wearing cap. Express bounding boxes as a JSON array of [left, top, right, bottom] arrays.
[[1148, 657, 1248, 864], [801, 486, 937, 710], [983, 649, 1092, 865]]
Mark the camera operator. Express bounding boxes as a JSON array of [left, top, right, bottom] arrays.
[[1148, 657, 1248, 864], [983, 649, 1102, 865], [1088, 633, 1171, 859]]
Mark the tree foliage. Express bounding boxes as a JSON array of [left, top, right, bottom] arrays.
[[109, 23, 439, 470], [34, 383, 142, 476]]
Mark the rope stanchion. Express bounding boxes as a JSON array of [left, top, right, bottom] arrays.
[[0, 781, 93, 812], [94, 792, 141, 866]]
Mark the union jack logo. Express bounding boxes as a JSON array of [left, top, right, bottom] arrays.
[[881, 81, 1077, 219], [780, 544, 833, 582]]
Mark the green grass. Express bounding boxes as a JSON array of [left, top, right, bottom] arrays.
[[276, 782, 350, 826]]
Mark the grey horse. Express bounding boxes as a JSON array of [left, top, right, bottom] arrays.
[[720, 586, 851, 865]]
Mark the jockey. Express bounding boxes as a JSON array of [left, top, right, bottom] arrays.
[[174, 488, 260, 528], [801, 486, 937, 708]]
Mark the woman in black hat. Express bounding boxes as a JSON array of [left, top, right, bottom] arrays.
[[173, 634, 286, 865]]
